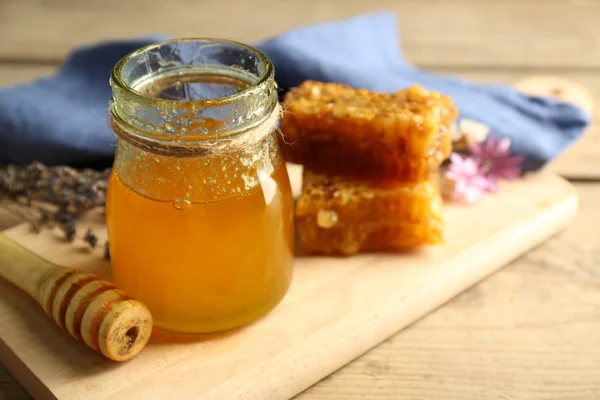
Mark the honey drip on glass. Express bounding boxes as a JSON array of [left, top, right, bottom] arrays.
[[106, 73, 294, 333]]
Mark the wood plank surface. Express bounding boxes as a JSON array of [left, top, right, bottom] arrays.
[[1, 0, 599, 399], [0, 65, 56, 87], [1, 182, 598, 400], [1, 0, 599, 68], [0, 170, 578, 400], [2, 185, 599, 400], [297, 183, 600, 400]]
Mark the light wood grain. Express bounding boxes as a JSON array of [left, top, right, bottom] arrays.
[[1, 0, 599, 68], [2, 0, 600, 398], [1, 183, 598, 400], [297, 183, 600, 400], [0, 208, 22, 232], [0, 167, 577, 400], [0, 64, 56, 87]]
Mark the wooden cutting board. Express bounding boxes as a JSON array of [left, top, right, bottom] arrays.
[[0, 164, 578, 400]]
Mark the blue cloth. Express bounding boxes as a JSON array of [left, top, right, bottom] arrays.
[[0, 12, 590, 170]]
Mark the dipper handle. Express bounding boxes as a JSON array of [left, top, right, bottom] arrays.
[[0, 233, 152, 361]]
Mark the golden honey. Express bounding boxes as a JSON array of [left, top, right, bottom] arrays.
[[107, 39, 294, 334]]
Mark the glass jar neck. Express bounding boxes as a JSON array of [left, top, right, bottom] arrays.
[[109, 39, 277, 148]]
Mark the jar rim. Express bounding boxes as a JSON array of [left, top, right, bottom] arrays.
[[109, 38, 279, 156], [110, 37, 274, 107]]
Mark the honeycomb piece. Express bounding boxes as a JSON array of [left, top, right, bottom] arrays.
[[296, 169, 444, 255], [279, 81, 457, 180], [281, 131, 449, 182]]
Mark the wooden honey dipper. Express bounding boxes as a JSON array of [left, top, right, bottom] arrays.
[[0, 233, 153, 362]]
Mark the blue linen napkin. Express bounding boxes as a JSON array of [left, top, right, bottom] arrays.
[[0, 12, 590, 170]]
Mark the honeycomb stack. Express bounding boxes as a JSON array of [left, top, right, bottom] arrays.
[[279, 81, 458, 255]]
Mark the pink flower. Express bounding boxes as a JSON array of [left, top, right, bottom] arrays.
[[470, 133, 524, 193], [444, 153, 490, 204], [444, 133, 524, 204]]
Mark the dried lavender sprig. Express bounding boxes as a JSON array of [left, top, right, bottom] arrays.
[[84, 229, 98, 249], [0, 162, 110, 212], [0, 162, 111, 252]]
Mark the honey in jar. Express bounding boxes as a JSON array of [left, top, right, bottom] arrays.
[[106, 39, 294, 334]]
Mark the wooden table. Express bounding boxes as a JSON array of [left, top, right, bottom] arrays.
[[1, 0, 599, 398]]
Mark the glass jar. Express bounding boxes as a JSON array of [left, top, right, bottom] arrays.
[[106, 39, 294, 334]]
